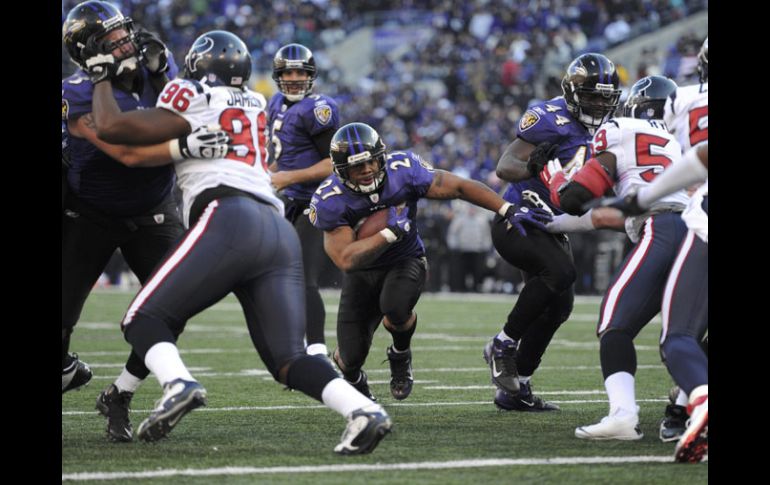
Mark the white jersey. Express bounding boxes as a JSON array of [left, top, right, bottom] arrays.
[[663, 82, 708, 153], [592, 117, 690, 242], [156, 78, 283, 226], [681, 180, 708, 243]]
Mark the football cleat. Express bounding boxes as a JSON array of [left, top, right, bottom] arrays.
[[347, 369, 377, 401], [675, 386, 708, 463], [575, 412, 643, 440], [494, 382, 560, 412], [136, 379, 207, 442], [95, 384, 135, 442], [334, 405, 392, 455], [482, 337, 520, 394], [62, 353, 93, 394], [659, 403, 689, 442], [385, 346, 414, 400]]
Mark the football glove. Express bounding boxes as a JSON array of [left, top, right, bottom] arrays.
[[83, 49, 118, 84], [504, 204, 553, 236], [381, 206, 412, 243], [170, 125, 230, 161], [135, 30, 170, 75], [527, 142, 560, 178]]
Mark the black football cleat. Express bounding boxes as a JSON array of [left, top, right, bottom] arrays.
[[494, 381, 560, 412], [385, 346, 414, 400], [62, 353, 93, 394], [96, 384, 135, 442]]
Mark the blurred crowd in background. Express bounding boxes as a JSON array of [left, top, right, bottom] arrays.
[[63, 0, 707, 295]]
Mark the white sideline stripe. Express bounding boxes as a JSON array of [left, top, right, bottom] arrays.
[[62, 455, 672, 481], [423, 387, 608, 393], [62, 398, 666, 415], [86, 364, 666, 380]]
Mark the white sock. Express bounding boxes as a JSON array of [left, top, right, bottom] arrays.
[[144, 342, 195, 387], [496, 330, 516, 343], [306, 343, 329, 356], [321, 377, 382, 418], [390, 345, 409, 354], [519, 375, 531, 385], [675, 388, 688, 407], [604, 372, 637, 418], [114, 367, 143, 393]]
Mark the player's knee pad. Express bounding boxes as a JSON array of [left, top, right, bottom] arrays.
[[599, 329, 636, 379]]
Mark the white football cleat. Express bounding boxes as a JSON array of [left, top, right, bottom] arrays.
[[575, 412, 643, 440]]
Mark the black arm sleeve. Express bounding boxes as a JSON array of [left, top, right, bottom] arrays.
[[311, 129, 335, 158], [559, 182, 595, 216]]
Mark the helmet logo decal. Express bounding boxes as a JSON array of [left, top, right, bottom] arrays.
[[187, 36, 215, 73], [314, 105, 332, 125]]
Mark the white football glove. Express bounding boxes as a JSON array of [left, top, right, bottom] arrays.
[[169, 124, 230, 161]]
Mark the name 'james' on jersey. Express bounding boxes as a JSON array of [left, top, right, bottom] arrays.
[[268, 93, 340, 200], [504, 97, 593, 213], [309, 151, 435, 270], [156, 78, 283, 226]]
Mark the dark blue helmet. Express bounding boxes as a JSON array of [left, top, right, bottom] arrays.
[[272, 43, 317, 102], [561, 53, 622, 130], [330, 123, 387, 194], [62, 1, 136, 70], [184, 31, 252, 88], [623, 76, 678, 120]]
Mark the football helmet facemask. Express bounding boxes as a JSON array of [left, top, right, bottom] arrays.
[[697, 37, 708, 83]]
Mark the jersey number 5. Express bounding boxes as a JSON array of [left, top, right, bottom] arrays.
[[635, 133, 672, 182], [688, 105, 708, 147], [219, 108, 268, 170]]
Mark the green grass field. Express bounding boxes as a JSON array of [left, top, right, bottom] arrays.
[[62, 289, 707, 484]]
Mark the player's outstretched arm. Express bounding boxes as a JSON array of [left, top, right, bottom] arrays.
[[425, 170, 507, 214], [91, 81, 190, 145]]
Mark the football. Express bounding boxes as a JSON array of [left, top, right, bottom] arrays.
[[355, 209, 389, 239]]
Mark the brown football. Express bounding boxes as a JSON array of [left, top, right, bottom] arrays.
[[355, 209, 389, 239]]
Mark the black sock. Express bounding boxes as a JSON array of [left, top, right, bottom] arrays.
[[388, 315, 417, 351], [504, 277, 557, 339]]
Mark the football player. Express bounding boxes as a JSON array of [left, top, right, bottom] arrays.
[[605, 37, 708, 443], [268, 43, 340, 361], [61, 0, 225, 443], [310, 122, 550, 403], [484, 53, 621, 412], [533, 75, 690, 440], [87, 30, 393, 455]]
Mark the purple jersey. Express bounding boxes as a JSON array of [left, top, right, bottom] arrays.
[[61, 59, 179, 216], [503, 97, 593, 214], [268, 93, 340, 201], [309, 150, 435, 269]]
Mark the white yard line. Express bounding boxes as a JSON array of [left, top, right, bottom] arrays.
[[62, 455, 674, 481], [62, 398, 666, 416]]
